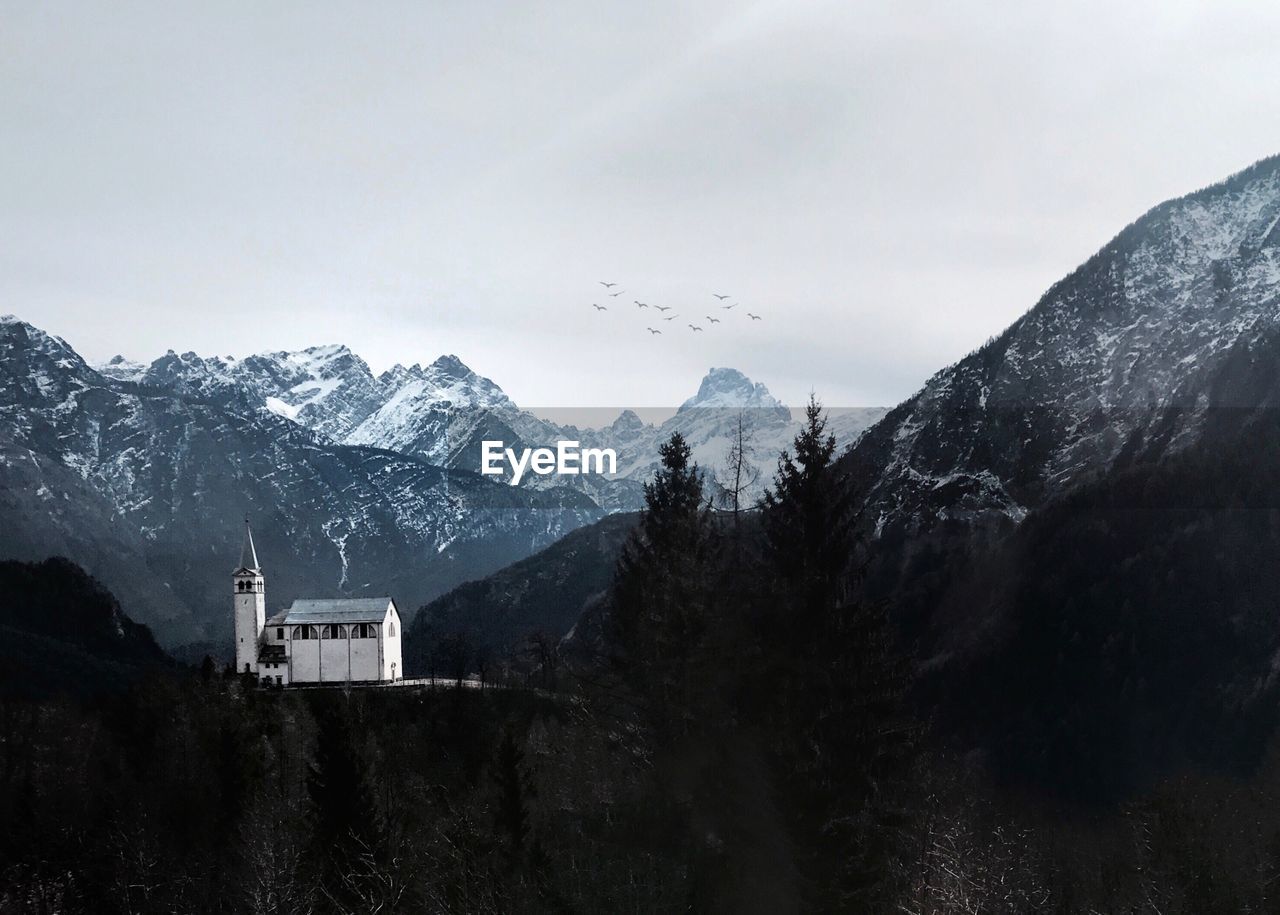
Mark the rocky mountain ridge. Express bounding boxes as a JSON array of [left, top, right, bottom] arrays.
[[845, 154, 1280, 536], [95, 346, 886, 511]]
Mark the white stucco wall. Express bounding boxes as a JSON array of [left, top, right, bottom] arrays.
[[290, 629, 321, 682], [350, 628, 381, 681], [320, 634, 349, 682]]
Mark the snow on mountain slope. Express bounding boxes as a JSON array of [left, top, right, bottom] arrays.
[[136, 343, 386, 440], [345, 355, 524, 461], [845, 153, 1280, 536], [95, 354, 146, 382], [116, 335, 885, 512]]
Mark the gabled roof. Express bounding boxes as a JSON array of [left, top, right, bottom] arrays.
[[281, 597, 396, 624]]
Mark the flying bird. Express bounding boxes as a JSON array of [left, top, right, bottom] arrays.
[[654, 305, 671, 312], [592, 304, 607, 311], [713, 293, 731, 300], [663, 314, 678, 321], [689, 324, 703, 332], [609, 290, 624, 297], [747, 312, 761, 320], [647, 327, 662, 335], [599, 281, 618, 288], [722, 303, 737, 310], [706, 315, 721, 324], [635, 301, 648, 308]]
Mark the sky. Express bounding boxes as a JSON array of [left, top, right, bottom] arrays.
[[4, 1, 1280, 416]]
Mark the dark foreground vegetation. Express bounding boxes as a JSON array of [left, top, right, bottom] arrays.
[[10, 403, 1280, 912], [9, 671, 1280, 913]]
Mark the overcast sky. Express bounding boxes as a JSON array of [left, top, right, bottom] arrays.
[[4, 1, 1280, 415]]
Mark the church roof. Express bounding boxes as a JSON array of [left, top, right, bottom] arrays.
[[281, 597, 396, 624]]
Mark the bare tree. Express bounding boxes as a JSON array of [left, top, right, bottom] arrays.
[[713, 409, 760, 522]]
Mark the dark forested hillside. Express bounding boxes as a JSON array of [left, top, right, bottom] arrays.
[[406, 512, 638, 677], [918, 400, 1280, 802], [0, 557, 168, 698]]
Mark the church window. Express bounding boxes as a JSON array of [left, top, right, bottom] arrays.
[[388, 621, 396, 637], [323, 624, 344, 639]]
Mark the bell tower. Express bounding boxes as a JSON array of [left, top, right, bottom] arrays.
[[233, 518, 266, 674]]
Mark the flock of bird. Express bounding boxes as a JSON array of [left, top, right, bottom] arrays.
[[590, 281, 762, 336]]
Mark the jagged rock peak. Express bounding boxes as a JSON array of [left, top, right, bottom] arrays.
[[427, 354, 472, 378], [678, 367, 785, 412], [610, 409, 645, 432]]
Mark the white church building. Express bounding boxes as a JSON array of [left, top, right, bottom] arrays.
[[233, 522, 404, 686]]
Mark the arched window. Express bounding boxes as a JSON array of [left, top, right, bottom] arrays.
[[322, 624, 345, 639], [388, 621, 396, 637]]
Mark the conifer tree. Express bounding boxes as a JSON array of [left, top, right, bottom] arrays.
[[611, 432, 721, 743], [759, 393, 914, 908]]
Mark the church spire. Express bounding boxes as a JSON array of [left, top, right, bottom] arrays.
[[239, 518, 260, 572]]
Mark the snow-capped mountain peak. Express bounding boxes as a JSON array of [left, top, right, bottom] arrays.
[[678, 367, 788, 414]]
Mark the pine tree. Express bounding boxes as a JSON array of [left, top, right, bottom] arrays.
[[611, 432, 721, 744], [759, 394, 915, 908]]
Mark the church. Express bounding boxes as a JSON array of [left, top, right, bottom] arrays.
[[233, 522, 404, 686]]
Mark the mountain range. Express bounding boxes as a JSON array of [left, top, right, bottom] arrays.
[[0, 315, 881, 657], [103, 344, 885, 511]]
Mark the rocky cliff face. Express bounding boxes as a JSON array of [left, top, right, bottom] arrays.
[[845, 155, 1280, 536]]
